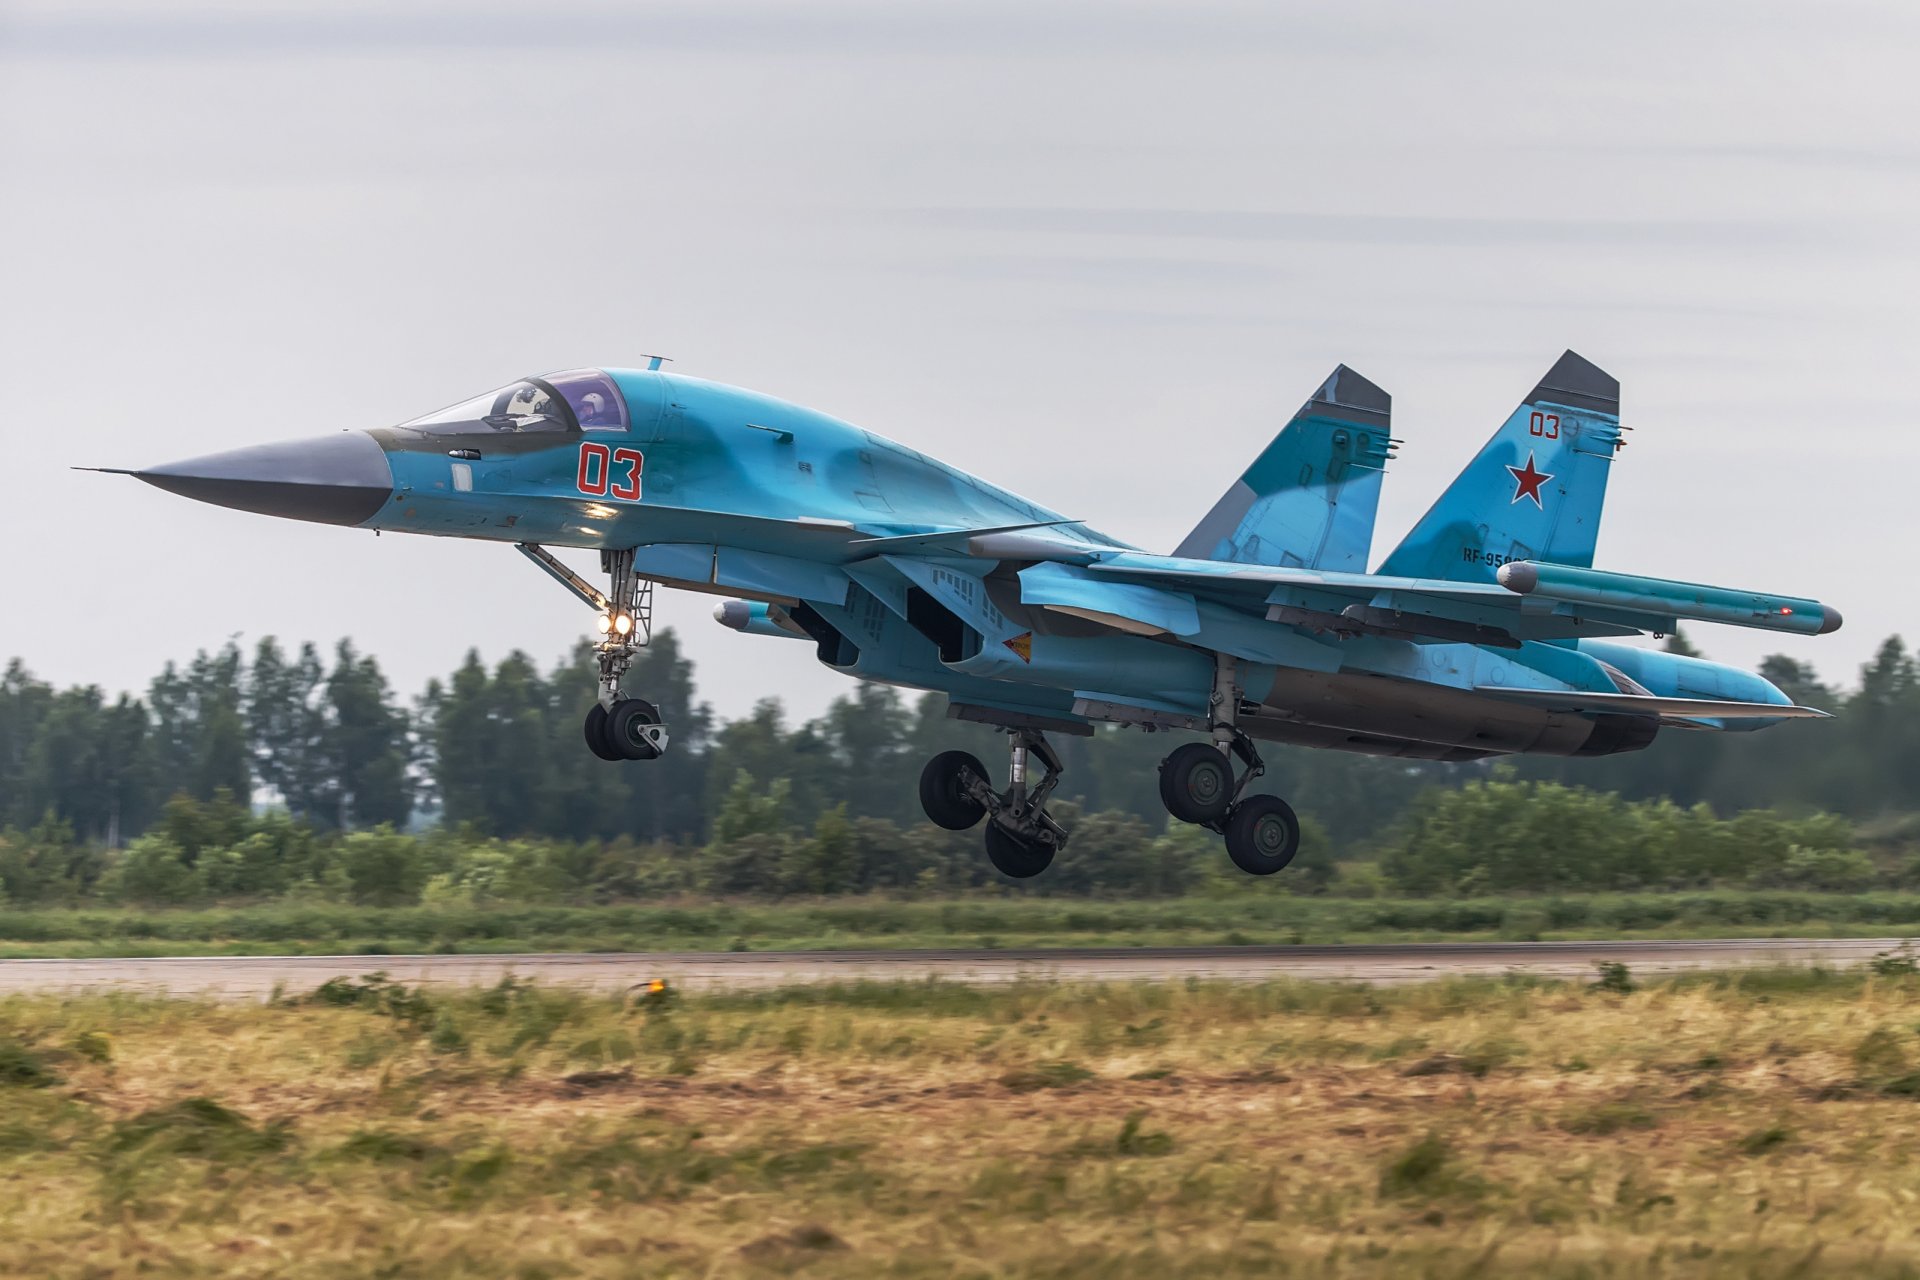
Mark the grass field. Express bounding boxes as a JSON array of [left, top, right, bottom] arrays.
[[6, 891, 1920, 958], [7, 967, 1920, 1277]]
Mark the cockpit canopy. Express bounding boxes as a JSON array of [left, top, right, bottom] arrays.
[[402, 369, 629, 434]]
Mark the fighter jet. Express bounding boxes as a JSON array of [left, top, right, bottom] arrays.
[[93, 352, 1841, 879]]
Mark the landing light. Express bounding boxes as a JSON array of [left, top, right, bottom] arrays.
[[595, 615, 612, 634], [613, 613, 633, 635]]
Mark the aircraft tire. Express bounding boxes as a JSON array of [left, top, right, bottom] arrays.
[[984, 822, 1054, 879], [607, 698, 664, 761], [919, 750, 989, 830], [1159, 742, 1233, 825], [584, 704, 622, 762], [1224, 795, 1301, 876]]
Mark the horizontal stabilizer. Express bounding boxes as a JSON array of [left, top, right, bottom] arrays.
[[1471, 687, 1829, 720]]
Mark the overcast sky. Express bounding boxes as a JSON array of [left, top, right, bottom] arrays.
[[3, 0, 1915, 723]]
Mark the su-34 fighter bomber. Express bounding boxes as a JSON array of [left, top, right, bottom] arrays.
[[93, 352, 1841, 879]]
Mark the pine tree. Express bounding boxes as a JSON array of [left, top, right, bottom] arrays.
[[321, 641, 413, 829], [246, 638, 328, 822]]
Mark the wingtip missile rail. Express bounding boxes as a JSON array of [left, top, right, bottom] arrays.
[[1496, 562, 1842, 637]]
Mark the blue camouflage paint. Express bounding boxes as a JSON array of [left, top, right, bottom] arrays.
[[1378, 350, 1622, 582], [121, 351, 1838, 762], [1174, 365, 1394, 572]]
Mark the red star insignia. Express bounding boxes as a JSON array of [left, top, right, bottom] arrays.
[[1507, 451, 1553, 508]]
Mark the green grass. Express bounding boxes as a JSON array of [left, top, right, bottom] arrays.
[[4, 891, 1920, 958]]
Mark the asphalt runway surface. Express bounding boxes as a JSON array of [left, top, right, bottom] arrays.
[[1, 937, 1913, 998]]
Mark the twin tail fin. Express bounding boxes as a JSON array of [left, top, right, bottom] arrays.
[[1377, 350, 1622, 583], [1173, 365, 1394, 572]]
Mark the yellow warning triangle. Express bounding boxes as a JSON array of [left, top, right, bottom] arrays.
[[1003, 632, 1033, 663]]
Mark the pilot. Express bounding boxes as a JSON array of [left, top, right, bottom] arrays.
[[577, 391, 616, 428]]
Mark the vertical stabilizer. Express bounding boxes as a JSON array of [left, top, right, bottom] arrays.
[[1378, 351, 1622, 583], [1174, 365, 1394, 572]]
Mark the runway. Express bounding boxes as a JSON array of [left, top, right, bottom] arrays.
[[1, 936, 1912, 998]]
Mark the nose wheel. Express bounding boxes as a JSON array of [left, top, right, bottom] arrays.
[[918, 730, 1069, 879], [585, 697, 666, 762], [518, 542, 673, 763]]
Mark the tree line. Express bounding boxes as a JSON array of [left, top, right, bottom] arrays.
[[0, 776, 1906, 909], [0, 630, 1459, 849], [0, 629, 1915, 901]]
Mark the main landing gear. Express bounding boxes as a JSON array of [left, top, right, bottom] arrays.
[[1158, 657, 1301, 875], [918, 730, 1070, 879], [1160, 735, 1301, 875], [517, 543, 671, 763]]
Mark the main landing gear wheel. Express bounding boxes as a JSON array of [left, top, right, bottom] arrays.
[[984, 823, 1056, 879], [921, 729, 1070, 878], [919, 750, 989, 830], [1175, 656, 1302, 877], [1158, 741, 1233, 825], [1225, 795, 1301, 876]]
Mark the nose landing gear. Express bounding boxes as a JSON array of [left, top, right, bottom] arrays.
[[517, 543, 672, 763], [918, 729, 1070, 879], [585, 696, 666, 762]]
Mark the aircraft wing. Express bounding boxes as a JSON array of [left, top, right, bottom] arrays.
[[1065, 552, 1840, 647], [1084, 554, 1509, 598], [846, 520, 1087, 556]]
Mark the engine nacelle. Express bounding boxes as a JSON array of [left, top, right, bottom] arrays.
[[1571, 713, 1661, 757]]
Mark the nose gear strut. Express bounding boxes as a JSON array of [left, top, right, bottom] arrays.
[[517, 542, 670, 762]]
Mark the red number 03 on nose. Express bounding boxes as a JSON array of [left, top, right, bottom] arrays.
[[576, 443, 644, 501]]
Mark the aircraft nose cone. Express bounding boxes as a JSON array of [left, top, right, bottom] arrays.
[[136, 431, 395, 526]]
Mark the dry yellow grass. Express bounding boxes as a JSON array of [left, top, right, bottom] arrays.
[[5, 970, 1920, 1277]]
